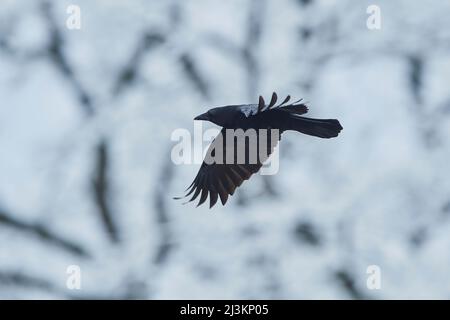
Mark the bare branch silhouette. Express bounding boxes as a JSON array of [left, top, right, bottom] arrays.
[[0, 270, 120, 299], [180, 53, 210, 99], [334, 269, 370, 300], [0, 210, 90, 258], [113, 31, 166, 95], [0, 270, 55, 292], [153, 149, 175, 265], [41, 1, 95, 116], [91, 140, 119, 243]]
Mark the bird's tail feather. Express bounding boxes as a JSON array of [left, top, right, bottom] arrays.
[[285, 115, 343, 138]]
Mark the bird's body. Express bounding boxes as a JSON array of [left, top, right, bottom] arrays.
[[176, 92, 343, 208]]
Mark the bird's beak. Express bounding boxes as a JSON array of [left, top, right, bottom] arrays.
[[194, 112, 209, 121]]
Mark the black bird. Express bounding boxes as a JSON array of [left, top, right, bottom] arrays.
[[176, 92, 343, 208]]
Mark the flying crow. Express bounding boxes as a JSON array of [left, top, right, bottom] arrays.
[[176, 92, 342, 208]]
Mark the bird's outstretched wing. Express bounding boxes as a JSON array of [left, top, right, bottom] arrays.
[[177, 127, 280, 208], [255, 92, 309, 115], [237, 92, 308, 119]]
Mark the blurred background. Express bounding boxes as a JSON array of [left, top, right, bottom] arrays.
[[1, 0, 450, 299]]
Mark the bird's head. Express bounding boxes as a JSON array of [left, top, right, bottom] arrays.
[[194, 106, 239, 128]]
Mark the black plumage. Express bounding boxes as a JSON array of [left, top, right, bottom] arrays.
[[176, 92, 343, 208]]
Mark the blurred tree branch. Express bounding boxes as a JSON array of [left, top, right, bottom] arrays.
[[180, 53, 210, 99], [334, 269, 370, 300], [113, 31, 166, 95], [153, 149, 175, 265], [0, 209, 90, 258], [0, 270, 56, 293], [41, 1, 95, 117], [91, 140, 119, 243]]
